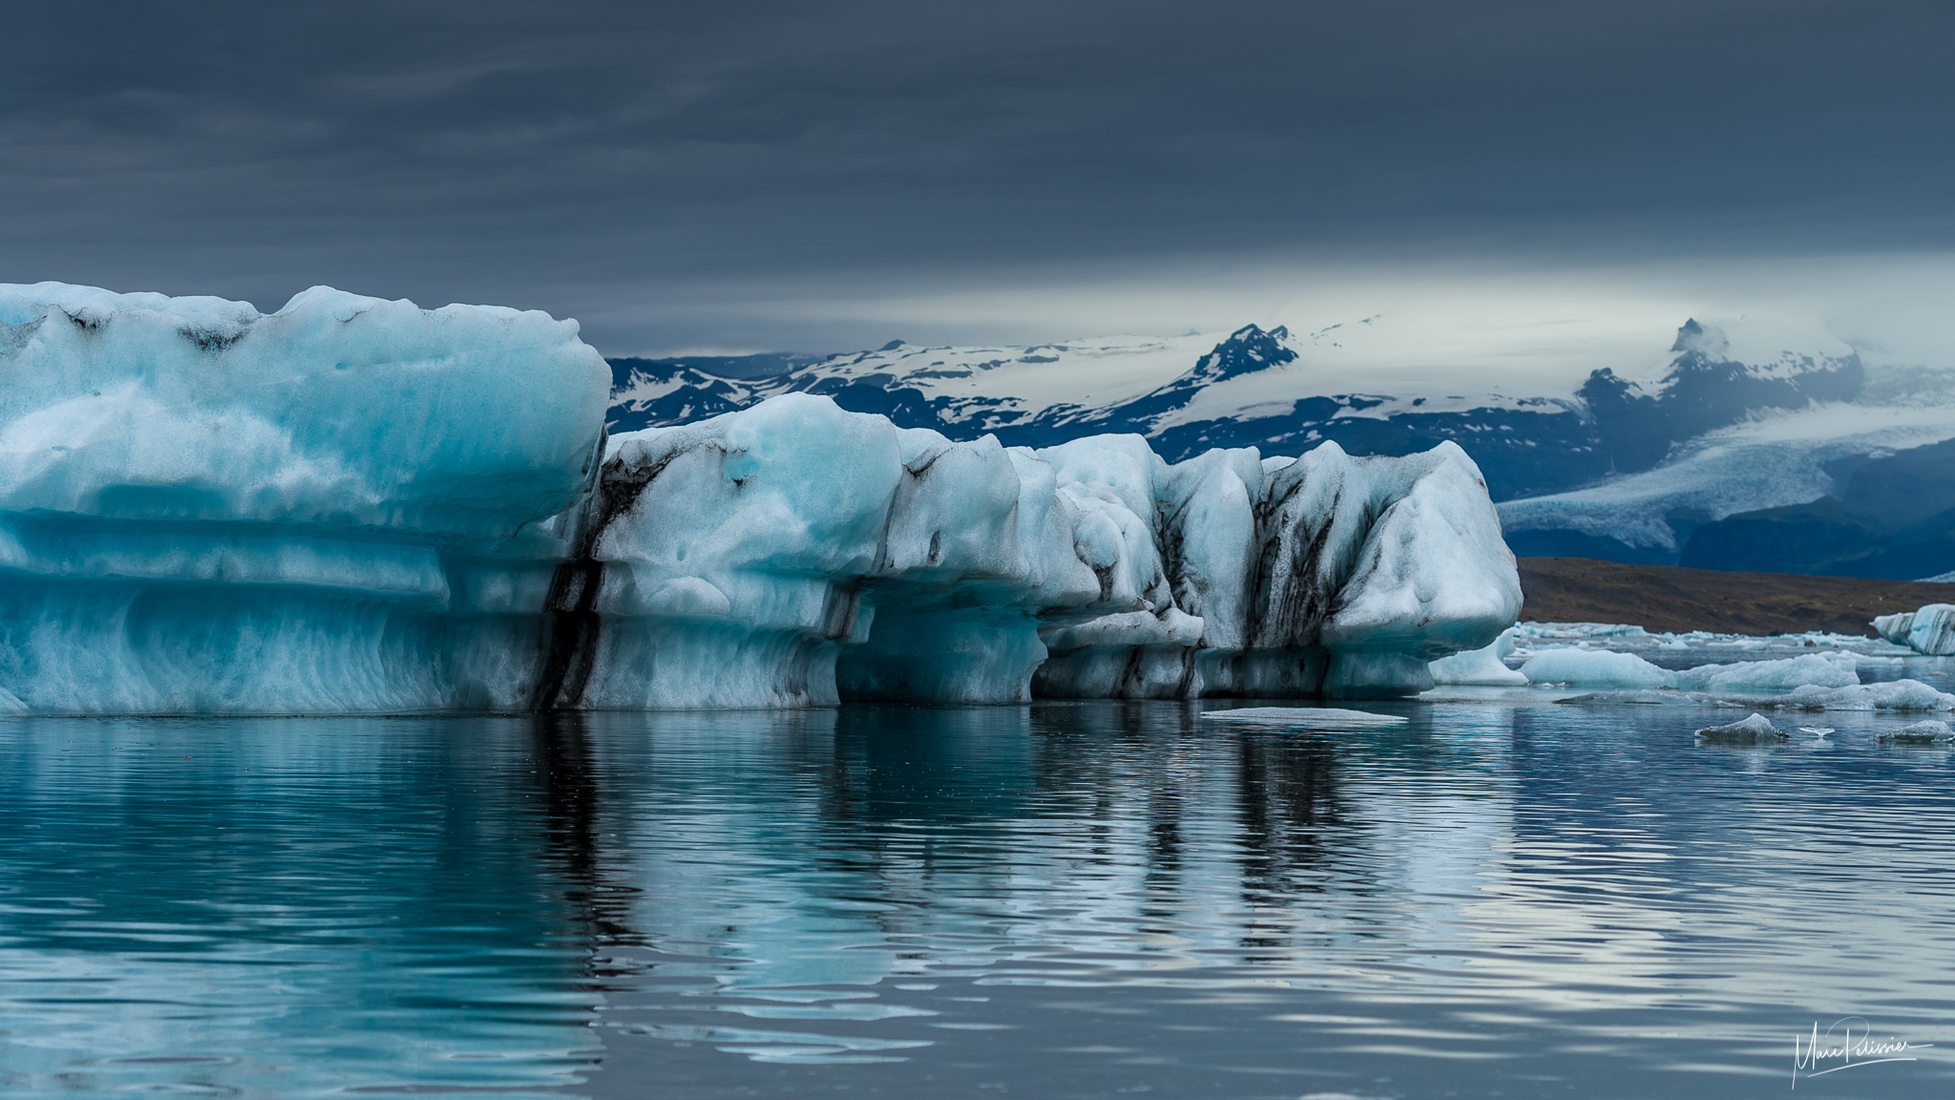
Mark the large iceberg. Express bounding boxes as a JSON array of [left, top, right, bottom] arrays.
[[545, 394, 1521, 707], [0, 284, 1521, 715], [1872, 604, 1955, 656], [0, 283, 609, 714]]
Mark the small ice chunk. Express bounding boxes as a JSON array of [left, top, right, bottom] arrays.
[[1876, 718, 1955, 744], [1427, 628, 1526, 686], [1202, 706, 1409, 728], [1696, 713, 1787, 744], [1773, 679, 1955, 712]]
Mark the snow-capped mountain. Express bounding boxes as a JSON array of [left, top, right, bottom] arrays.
[[608, 314, 1955, 578], [609, 313, 1885, 503]]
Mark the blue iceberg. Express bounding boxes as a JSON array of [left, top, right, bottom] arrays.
[[0, 283, 1522, 714]]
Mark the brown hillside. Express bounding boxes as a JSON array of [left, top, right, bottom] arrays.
[[1517, 557, 1952, 636]]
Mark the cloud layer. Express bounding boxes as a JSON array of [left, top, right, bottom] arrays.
[[5, 0, 1951, 351]]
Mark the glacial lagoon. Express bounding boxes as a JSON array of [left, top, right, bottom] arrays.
[[4, 660, 1955, 1098]]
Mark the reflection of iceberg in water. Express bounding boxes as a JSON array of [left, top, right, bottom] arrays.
[[0, 715, 624, 1097], [8, 698, 1955, 1093], [580, 703, 1520, 1065]]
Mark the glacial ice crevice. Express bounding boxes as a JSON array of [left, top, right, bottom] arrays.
[[0, 284, 1522, 714]]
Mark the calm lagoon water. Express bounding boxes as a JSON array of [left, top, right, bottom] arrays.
[[4, 675, 1955, 1097]]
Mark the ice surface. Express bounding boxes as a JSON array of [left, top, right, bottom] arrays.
[[0, 283, 610, 714], [1695, 713, 1787, 744], [1872, 604, 1955, 656], [1200, 707, 1410, 728]]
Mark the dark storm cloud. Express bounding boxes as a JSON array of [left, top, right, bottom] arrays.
[[3, 0, 1950, 350]]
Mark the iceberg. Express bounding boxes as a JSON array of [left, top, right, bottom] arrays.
[[1426, 627, 1528, 686], [555, 394, 1522, 707], [0, 283, 1522, 715], [1877, 718, 1955, 744], [1518, 648, 1672, 689], [1872, 604, 1955, 656], [1516, 648, 1864, 693], [0, 282, 610, 714]]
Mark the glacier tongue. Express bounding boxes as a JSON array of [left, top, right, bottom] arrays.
[[0, 284, 1521, 715]]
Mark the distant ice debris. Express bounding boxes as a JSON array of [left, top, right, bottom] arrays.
[[1876, 719, 1955, 744], [1201, 707, 1410, 728], [1696, 713, 1787, 745], [1872, 604, 1955, 656], [1563, 678, 1955, 713], [0, 284, 1522, 715]]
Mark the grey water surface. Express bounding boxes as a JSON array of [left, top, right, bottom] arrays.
[[3, 687, 1953, 1098]]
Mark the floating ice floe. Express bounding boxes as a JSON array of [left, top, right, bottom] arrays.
[[1426, 627, 1528, 686], [0, 283, 1523, 715], [1872, 604, 1955, 656], [1696, 713, 1787, 744], [1515, 648, 1864, 693], [1201, 707, 1410, 728], [1517, 648, 1672, 689], [1876, 719, 1955, 744]]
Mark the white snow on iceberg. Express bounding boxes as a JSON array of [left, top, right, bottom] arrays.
[[0, 285, 1523, 715]]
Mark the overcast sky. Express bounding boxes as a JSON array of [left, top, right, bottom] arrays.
[[5, 0, 1952, 354]]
